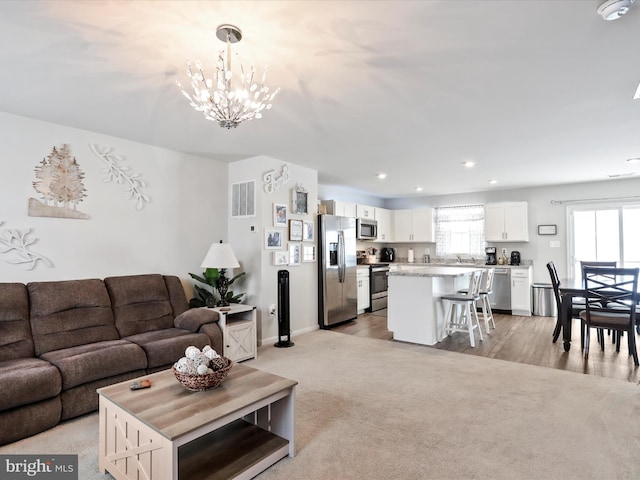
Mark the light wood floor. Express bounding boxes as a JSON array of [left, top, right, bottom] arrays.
[[333, 309, 640, 384]]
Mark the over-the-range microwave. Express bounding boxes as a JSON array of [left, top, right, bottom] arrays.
[[356, 218, 377, 240]]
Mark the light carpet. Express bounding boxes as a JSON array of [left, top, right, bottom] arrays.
[[2, 330, 639, 479]]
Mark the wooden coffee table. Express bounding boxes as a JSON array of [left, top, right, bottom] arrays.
[[97, 364, 297, 480]]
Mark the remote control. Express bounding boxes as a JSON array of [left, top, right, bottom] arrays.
[[129, 379, 151, 390]]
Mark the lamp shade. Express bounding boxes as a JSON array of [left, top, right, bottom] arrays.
[[200, 243, 240, 269]]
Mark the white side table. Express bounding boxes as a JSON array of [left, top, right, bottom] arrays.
[[209, 304, 257, 362]]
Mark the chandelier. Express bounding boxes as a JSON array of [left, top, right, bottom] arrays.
[[177, 24, 280, 129]]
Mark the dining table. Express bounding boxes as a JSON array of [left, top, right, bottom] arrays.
[[558, 274, 640, 352]]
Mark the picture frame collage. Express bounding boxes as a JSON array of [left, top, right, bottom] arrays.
[[267, 188, 315, 266]]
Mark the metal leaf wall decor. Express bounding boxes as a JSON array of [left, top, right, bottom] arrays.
[[0, 218, 53, 270], [89, 144, 150, 210]]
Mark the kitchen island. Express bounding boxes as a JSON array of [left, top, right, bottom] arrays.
[[387, 265, 482, 346]]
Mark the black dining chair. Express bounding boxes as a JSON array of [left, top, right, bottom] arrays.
[[580, 261, 617, 348], [580, 266, 639, 366], [547, 261, 585, 344]]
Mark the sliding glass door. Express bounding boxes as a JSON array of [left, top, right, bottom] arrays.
[[569, 204, 640, 278]]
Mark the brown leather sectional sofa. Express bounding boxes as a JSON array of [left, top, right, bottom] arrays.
[[0, 273, 222, 445]]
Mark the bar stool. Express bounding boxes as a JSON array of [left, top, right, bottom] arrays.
[[441, 269, 483, 347], [477, 268, 496, 334]]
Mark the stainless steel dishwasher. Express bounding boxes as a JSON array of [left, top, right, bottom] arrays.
[[489, 267, 511, 312]]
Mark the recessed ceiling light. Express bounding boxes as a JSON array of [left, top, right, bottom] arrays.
[[415, 187, 423, 192], [627, 158, 640, 163], [634, 81, 640, 100], [377, 173, 387, 179], [489, 180, 497, 185], [463, 161, 475, 168]]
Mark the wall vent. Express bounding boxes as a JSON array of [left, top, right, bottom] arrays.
[[231, 180, 256, 218]]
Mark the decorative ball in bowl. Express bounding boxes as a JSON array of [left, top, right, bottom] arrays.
[[173, 345, 233, 392]]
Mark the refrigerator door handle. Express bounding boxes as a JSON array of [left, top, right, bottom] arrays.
[[338, 230, 345, 283]]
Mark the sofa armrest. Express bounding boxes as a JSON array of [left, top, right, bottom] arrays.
[[174, 308, 220, 332]]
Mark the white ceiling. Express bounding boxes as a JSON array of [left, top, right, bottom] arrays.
[[1, 0, 639, 199]]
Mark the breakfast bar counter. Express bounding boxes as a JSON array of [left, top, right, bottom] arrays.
[[387, 266, 482, 346]]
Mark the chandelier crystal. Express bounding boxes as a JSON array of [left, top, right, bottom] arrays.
[[177, 24, 280, 129]]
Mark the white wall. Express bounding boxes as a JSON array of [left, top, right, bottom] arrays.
[[0, 111, 227, 290], [228, 156, 318, 345]]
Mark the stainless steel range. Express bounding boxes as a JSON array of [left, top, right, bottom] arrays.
[[369, 263, 389, 312]]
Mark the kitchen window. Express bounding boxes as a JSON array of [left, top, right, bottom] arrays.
[[435, 205, 485, 257]]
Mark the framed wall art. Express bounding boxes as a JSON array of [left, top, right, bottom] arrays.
[[273, 251, 288, 266], [537, 224, 557, 235], [303, 220, 314, 242], [289, 243, 301, 266], [265, 229, 283, 249], [291, 183, 308, 215], [289, 219, 303, 241], [303, 245, 316, 263], [273, 203, 287, 227]]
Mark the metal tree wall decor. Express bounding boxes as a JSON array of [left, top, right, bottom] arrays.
[[28, 144, 89, 219], [89, 144, 150, 210], [0, 218, 52, 270]]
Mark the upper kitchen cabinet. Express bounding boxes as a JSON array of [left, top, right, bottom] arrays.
[[356, 204, 375, 219], [375, 207, 393, 242], [484, 202, 529, 242], [393, 208, 434, 242], [322, 200, 356, 218]]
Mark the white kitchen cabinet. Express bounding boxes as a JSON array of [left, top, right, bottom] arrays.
[[485, 202, 529, 242], [375, 207, 393, 242], [393, 208, 434, 242], [356, 204, 375, 219], [357, 267, 370, 313], [510, 267, 532, 316], [322, 200, 356, 218]]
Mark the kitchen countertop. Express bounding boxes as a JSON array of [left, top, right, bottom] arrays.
[[390, 262, 531, 269], [388, 265, 481, 277]]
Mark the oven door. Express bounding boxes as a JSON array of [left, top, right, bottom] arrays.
[[370, 267, 388, 311]]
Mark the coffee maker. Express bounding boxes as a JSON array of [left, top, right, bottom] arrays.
[[381, 247, 395, 262], [485, 247, 497, 265], [510, 251, 521, 266]]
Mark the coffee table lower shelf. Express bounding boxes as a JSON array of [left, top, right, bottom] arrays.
[[179, 419, 289, 480]]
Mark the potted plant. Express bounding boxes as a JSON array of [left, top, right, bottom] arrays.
[[188, 268, 246, 308]]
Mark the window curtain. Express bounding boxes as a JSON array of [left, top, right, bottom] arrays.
[[435, 205, 485, 257]]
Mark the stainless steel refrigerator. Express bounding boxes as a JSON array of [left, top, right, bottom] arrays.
[[318, 214, 358, 328]]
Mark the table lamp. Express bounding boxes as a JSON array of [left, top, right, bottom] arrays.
[[200, 241, 240, 306]]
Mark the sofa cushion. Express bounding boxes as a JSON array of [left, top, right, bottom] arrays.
[[105, 274, 176, 337], [28, 279, 120, 356], [174, 308, 220, 332], [40, 339, 147, 390], [0, 358, 61, 410], [0, 283, 34, 362], [0, 397, 61, 446], [60, 370, 145, 421], [123, 329, 210, 369], [164, 275, 189, 317]]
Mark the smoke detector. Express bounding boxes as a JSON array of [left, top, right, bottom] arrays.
[[597, 0, 635, 20]]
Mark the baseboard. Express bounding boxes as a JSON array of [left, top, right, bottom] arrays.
[[261, 324, 319, 347]]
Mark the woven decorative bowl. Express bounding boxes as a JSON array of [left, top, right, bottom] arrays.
[[173, 357, 233, 392]]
